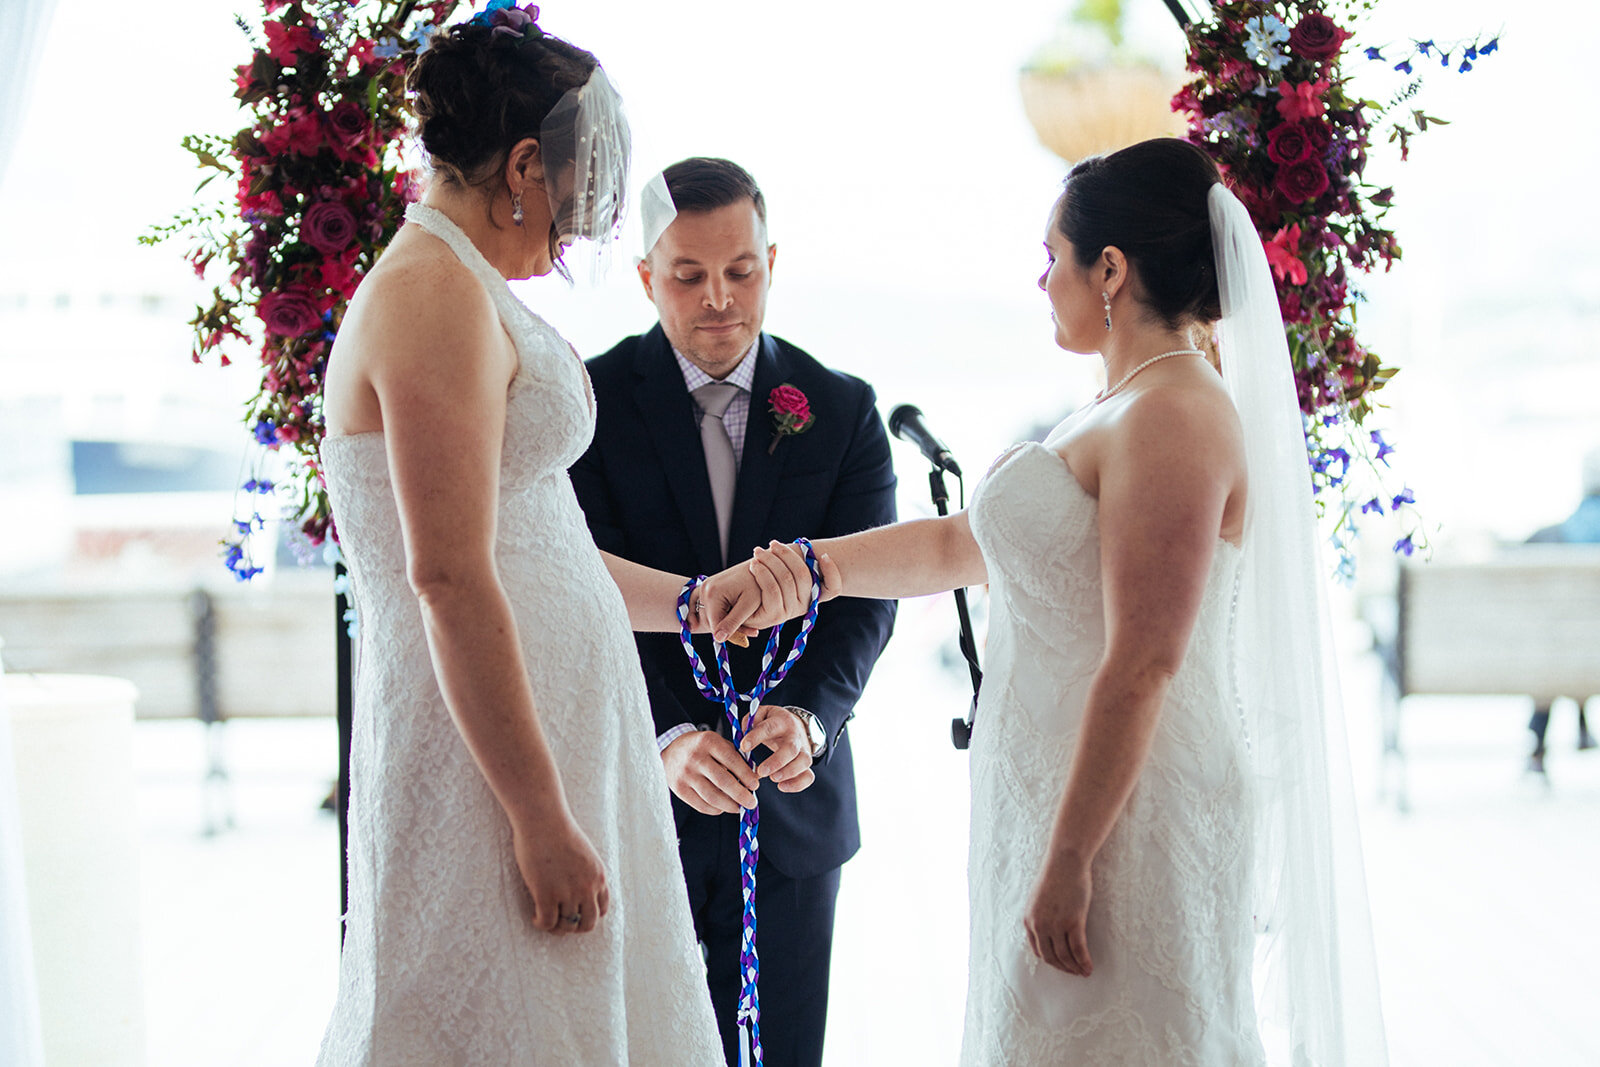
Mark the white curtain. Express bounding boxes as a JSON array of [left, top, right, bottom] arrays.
[[0, 0, 60, 185], [0, 5, 59, 1063]]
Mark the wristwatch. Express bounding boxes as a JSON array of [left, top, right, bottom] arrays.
[[784, 706, 827, 758]]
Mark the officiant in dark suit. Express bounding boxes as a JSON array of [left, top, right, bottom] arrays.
[[570, 157, 896, 1067]]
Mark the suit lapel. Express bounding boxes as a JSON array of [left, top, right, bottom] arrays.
[[631, 326, 723, 574], [727, 335, 791, 564]]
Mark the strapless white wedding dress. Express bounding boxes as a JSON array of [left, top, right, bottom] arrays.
[[315, 205, 721, 1066], [961, 420, 1266, 1065]]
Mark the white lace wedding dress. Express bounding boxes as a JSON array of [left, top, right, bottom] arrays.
[[315, 204, 722, 1066], [961, 422, 1266, 1066]]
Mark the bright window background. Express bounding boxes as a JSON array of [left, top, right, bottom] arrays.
[[2, 2, 1596, 1065]]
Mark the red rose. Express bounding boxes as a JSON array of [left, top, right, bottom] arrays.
[[327, 101, 370, 151], [259, 288, 321, 337], [1274, 159, 1331, 203], [1288, 12, 1351, 61], [302, 200, 357, 255], [1267, 123, 1316, 165]]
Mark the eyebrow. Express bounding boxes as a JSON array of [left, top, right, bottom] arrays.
[[669, 252, 761, 268]]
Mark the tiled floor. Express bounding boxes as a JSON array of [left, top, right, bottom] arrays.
[[120, 599, 1599, 1065]]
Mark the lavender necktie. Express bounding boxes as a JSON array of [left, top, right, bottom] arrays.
[[693, 381, 741, 566]]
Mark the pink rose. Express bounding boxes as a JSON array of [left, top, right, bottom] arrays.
[[1288, 12, 1351, 61], [259, 288, 321, 337], [767, 383, 814, 452], [769, 385, 811, 423], [1275, 159, 1331, 204], [302, 200, 357, 255]]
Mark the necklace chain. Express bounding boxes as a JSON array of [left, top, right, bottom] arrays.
[[1095, 349, 1206, 402]]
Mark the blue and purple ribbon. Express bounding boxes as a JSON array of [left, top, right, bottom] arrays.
[[675, 539, 822, 1067]]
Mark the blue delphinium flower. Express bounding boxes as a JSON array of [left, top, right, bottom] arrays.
[[253, 417, 277, 445], [223, 541, 264, 581], [1370, 430, 1397, 464], [1394, 60, 1413, 74], [1365, 46, 1384, 61], [1391, 487, 1416, 510], [1326, 447, 1351, 486], [1244, 15, 1291, 72], [407, 23, 440, 53], [373, 36, 402, 59], [1361, 497, 1385, 515], [1394, 534, 1416, 557]]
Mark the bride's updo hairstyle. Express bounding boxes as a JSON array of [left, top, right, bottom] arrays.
[[1055, 138, 1223, 330], [408, 17, 596, 198]]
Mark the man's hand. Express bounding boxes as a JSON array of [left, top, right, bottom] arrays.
[[739, 704, 816, 793], [661, 730, 760, 815]]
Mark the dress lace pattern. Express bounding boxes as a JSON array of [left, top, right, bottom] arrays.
[[961, 426, 1266, 1067], [315, 204, 721, 1066]]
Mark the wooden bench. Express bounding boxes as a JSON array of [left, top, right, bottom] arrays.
[[1372, 546, 1600, 810], [0, 576, 339, 831], [0, 575, 336, 720]]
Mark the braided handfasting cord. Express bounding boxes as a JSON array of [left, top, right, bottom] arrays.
[[674, 539, 822, 1067]]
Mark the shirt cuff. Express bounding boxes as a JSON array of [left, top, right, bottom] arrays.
[[656, 722, 704, 753]]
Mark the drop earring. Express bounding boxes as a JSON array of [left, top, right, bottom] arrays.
[[511, 192, 524, 226], [1103, 291, 1113, 332]]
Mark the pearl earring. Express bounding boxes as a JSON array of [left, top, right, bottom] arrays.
[[1103, 291, 1112, 332], [511, 192, 524, 226]]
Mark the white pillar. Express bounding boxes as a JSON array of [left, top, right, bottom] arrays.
[[0, 650, 45, 1067], [5, 673, 145, 1066]]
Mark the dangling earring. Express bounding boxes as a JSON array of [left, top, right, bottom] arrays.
[[1102, 291, 1113, 332], [511, 192, 524, 227]]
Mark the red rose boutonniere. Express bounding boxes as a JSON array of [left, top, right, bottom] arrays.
[[768, 383, 814, 454]]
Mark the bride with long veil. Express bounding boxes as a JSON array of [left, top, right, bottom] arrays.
[[721, 137, 1386, 1065]]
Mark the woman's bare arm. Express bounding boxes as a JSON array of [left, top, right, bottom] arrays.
[[343, 250, 606, 933], [1024, 381, 1244, 976]]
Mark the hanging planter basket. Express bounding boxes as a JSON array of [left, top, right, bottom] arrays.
[[1019, 62, 1187, 163]]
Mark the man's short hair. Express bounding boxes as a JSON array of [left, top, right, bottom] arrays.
[[661, 157, 766, 225]]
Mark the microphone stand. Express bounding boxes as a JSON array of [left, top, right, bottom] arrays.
[[927, 466, 983, 749]]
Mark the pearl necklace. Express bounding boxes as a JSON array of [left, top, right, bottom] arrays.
[[1095, 349, 1206, 403]]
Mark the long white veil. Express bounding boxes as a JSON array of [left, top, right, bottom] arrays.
[[1210, 184, 1388, 1066]]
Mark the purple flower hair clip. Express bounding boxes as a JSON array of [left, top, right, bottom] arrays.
[[470, 0, 542, 39]]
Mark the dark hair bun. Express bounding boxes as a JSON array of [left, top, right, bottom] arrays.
[[407, 22, 597, 186], [1056, 138, 1223, 329]]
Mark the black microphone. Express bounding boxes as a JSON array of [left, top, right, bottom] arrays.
[[888, 404, 962, 477]]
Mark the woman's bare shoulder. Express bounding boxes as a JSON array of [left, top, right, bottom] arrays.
[[341, 236, 501, 361]]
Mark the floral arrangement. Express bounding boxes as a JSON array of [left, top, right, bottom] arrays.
[[145, 0, 464, 579], [767, 384, 815, 454], [1173, 1, 1497, 574]]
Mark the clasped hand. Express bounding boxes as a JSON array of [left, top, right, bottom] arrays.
[[694, 540, 841, 643], [662, 705, 817, 815]]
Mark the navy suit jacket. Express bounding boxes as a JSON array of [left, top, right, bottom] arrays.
[[570, 325, 897, 878]]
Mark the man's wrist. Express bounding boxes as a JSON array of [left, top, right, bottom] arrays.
[[783, 706, 826, 758], [656, 722, 707, 753]]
